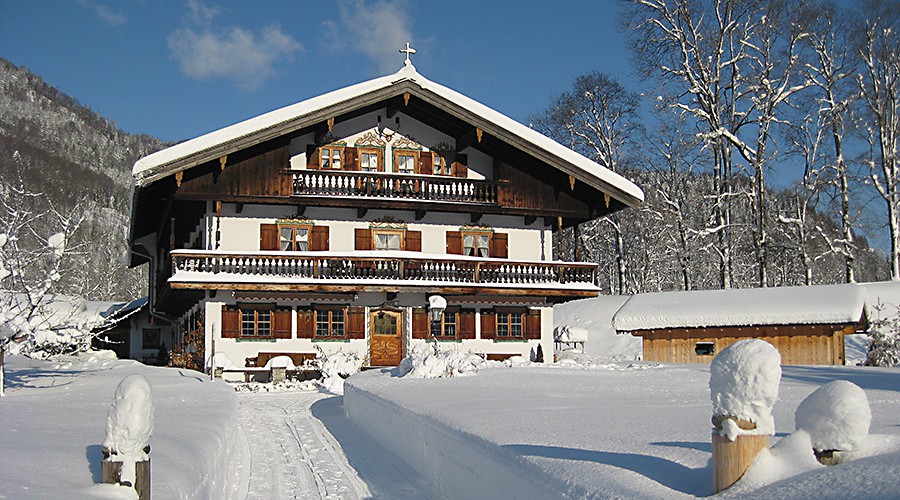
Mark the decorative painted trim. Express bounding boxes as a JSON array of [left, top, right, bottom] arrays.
[[354, 131, 387, 147], [430, 141, 455, 153], [392, 135, 423, 151], [311, 338, 352, 343], [236, 338, 277, 343]]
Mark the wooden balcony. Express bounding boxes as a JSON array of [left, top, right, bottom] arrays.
[[168, 250, 598, 299], [291, 171, 500, 205]]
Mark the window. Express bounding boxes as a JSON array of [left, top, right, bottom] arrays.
[[396, 152, 417, 174], [430, 310, 457, 339], [241, 307, 272, 337], [320, 146, 343, 170], [695, 342, 715, 356], [359, 149, 381, 172], [316, 308, 345, 337], [142, 328, 160, 349], [497, 310, 524, 338], [278, 224, 310, 251], [432, 153, 451, 175], [373, 229, 403, 250], [463, 232, 491, 257]]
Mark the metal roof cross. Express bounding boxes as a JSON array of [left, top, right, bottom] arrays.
[[400, 42, 416, 66]]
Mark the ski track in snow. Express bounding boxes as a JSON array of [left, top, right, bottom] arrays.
[[237, 389, 439, 500], [238, 391, 371, 499]]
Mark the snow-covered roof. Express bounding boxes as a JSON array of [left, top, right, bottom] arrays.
[[132, 64, 643, 207], [612, 283, 868, 332]]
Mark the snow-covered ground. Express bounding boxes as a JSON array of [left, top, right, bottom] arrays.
[[345, 361, 900, 498], [0, 352, 247, 499]]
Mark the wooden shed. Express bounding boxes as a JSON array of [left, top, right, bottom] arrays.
[[612, 284, 869, 366]]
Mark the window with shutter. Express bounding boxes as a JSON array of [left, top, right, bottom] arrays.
[[458, 310, 476, 340], [406, 230, 422, 252], [446, 231, 462, 255], [314, 306, 346, 338], [430, 308, 459, 340], [524, 309, 542, 339], [310, 226, 330, 251], [320, 146, 344, 170], [452, 153, 468, 178], [394, 150, 419, 174], [346, 307, 366, 339], [228, 304, 279, 338], [373, 229, 404, 250], [431, 153, 451, 175], [260, 224, 278, 251], [496, 309, 525, 339], [491, 232, 509, 259], [358, 148, 383, 172], [412, 308, 430, 339], [355, 228, 373, 250], [480, 309, 497, 340]]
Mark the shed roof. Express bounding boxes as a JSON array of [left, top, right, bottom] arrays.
[[612, 283, 868, 332], [131, 63, 643, 207]]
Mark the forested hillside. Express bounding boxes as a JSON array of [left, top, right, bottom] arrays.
[[0, 58, 167, 300]]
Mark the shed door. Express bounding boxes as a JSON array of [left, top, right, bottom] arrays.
[[369, 309, 403, 366]]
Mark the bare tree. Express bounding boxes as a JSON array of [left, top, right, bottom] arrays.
[[855, 0, 900, 280], [624, 0, 813, 287], [531, 72, 643, 294]]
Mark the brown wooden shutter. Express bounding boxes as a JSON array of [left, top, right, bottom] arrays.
[[480, 309, 496, 340], [406, 230, 422, 251], [310, 226, 330, 251], [306, 145, 319, 170], [296, 308, 314, 338], [419, 153, 433, 175], [274, 308, 292, 339], [412, 308, 430, 339], [458, 309, 476, 340], [344, 147, 358, 171], [355, 228, 373, 250], [446, 231, 462, 255], [525, 309, 542, 339], [452, 153, 468, 178], [222, 308, 240, 338], [260, 224, 278, 251], [347, 307, 366, 339], [491, 232, 508, 258]]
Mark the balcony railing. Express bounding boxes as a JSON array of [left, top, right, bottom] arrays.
[[291, 170, 500, 205], [169, 250, 597, 291]]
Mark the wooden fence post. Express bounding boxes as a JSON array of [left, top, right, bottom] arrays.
[[102, 374, 153, 499], [102, 445, 150, 499], [709, 339, 781, 494]]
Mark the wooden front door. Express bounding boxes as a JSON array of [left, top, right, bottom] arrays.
[[369, 309, 403, 366]]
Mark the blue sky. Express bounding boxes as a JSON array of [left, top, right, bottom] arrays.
[[1, 0, 636, 143]]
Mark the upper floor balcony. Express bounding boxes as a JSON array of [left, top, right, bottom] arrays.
[[291, 170, 501, 206], [168, 249, 598, 300]]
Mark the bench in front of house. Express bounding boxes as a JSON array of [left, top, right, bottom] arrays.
[[219, 352, 320, 382]]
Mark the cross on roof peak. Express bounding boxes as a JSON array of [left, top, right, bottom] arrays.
[[400, 42, 416, 66]]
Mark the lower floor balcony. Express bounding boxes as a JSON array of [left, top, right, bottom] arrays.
[[169, 250, 599, 300]]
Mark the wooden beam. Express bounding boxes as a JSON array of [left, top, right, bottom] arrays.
[[524, 215, 537, 226], [296, 205, 306, 216], [415, 209, 426, 220], [455, 128, 479, 152], [471, 212, 483, 224], [358, 207, 368, 218], [235, 202, 244, 214]]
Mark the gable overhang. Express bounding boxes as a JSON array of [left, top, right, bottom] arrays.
[[128, 65, 645, 266]]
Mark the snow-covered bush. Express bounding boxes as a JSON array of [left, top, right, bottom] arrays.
[[710, 339, 782, 437], [795, 380, 871, 454], [314, 347, 362, 394], [398, 340, 486, 378], [865, 304, 900, 367]]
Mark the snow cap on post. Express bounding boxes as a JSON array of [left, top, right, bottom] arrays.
[[104, 374, 154, 471], [795, 380, 871, 453], [710, 339, 781, 436]]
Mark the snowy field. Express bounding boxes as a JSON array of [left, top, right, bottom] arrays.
[[0, 352, 248, 499], [345, 362, 900, 498]]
